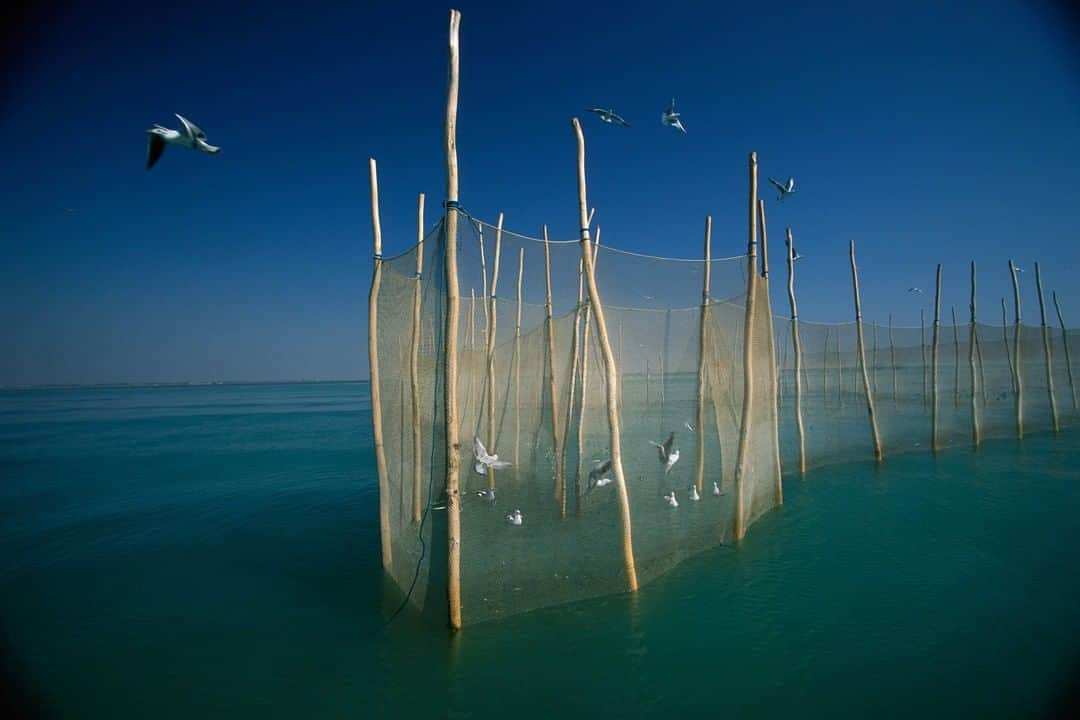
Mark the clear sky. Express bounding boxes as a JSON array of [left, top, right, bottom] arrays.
[[2, 0, 1078, 385]]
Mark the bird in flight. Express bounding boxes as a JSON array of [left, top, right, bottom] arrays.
[[146, 114, 221, 170], [768, 176, 796, 201], [649, 432, 680, 475], [587, 107, 630, 127], [661, 98, 686, 133], [907, 287, 924, 295]]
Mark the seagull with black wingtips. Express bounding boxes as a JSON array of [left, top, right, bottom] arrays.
[[146, 114, 221, 170]]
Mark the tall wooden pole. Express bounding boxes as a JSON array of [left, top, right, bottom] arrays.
[[931, 264, 942, 452], [410, 193, 425, 523], [442, 8, 463, 630], [969, 261, 981, 447], [734, 151, 759, 540], [484, 213, 503, 487], [1035, 262, 1059, 432], [951, 306, 960, 408], [572, 117, 638, 590], [543, 225, 565, 507], [1053, 291, 1077, 411], [694, 216, 712, 495], [562, 256, 584, 516], [478, 226, 489, 345], [1002, 298, 1014, 384], [850, 241, 883, 461], [786, 228, 806, 474], [514, 247, 524, 466], [368, 158, 392, 569], [1009, 260, 1024, 438], [576, 231, 601, 510], [759, 201, 782, 504]]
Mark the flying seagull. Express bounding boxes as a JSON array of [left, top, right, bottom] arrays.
[[907, 287, 924, 295], [768, 176, 796, 202], [146, 114, 221, 170], [587, 108, 630, 127], [649, 432, 680, 475], [792, 250, 806, 261], [661, 98, 686, 133], [586, 459, 613, 494], [473, 436, 512, 475]]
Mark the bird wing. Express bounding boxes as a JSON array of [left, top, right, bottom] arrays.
[[146, 133, 166, 170], [663, 432, 675, 457], [587, 108, 608, 115], [474, 462, 488, 475], [673, 118, 686, 133], [768, 178, 786, 192], [490, 459, 512, 469], [611, 113, 629, 127], [473, 436, 487, 460], [175, 114, 207, 140]]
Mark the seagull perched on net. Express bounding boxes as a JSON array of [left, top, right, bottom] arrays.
[[649, 432, 680, 475], [505, 509, 523, 526], [146, 114, 221, 170], [907, 287, 924, 295], [473, 436, 512, 475], [768, 176, 796, 202], [661, 98, 686, 133], [587, 107, 630, 127], [586, 459, 613, 494]]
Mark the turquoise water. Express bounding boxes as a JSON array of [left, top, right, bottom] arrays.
[[2, 383, 1078, 718]]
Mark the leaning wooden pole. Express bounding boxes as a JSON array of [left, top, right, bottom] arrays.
[[694, 216, 712, 495], [758, 200, 782, 505], [786, 228, 806, 475], [1009, 260, 1024, 438], [1035, 262, 1059, 432], [543, 225, 565, 508], [410, 193, 426, 523], [733, 151, 759, 540], [368, 158, 392, 569], [442, 8, 463, 630], [850, 240, 883, 461], [562, 256, 584, 515], [969, 262, 981, 447], [931, 264, 942, 452], [513, 248, 524, 466], [484, 214, 503, 488], [571, 117, 638, 590], [1002, 298, 1014, 383], [1053, 291, 1077, 411]]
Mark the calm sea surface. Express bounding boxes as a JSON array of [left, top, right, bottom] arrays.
[[1, 383, 1078, 718]]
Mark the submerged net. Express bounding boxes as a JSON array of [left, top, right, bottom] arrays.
[[373, 215, 1079, 626]]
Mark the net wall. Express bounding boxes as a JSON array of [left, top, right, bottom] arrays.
[[373, 216, 1079, 625]]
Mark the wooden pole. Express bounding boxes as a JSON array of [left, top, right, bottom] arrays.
[[850, 241, 883, 461], [694, 216, 712, 495], [1035, 262, 1059, 432], [975, 318, 987, 405], [443, 8, 463, 631], [969, 261, 981, 447], [478, 226, 489, 345], [543, 225, 565, 507], [514, 247, 524, 467], [562, 255, 584, 516], [1002, 298, 1014, 383], [759, 200, 770, 279], [889, 314, 897, 402], [410, 193, 425, 523], [1009, 260, 1024, 438], [951, 306, 960, 408], [571, 117, 638, 590], [786, 228, 806, 475], [368, 158, 392, 569], [1053, 291, 1077, 411], [734, 151, 759, 541], [576, 231, 601, 508], [484, 213, 503, 487], [758, 200, 782, 504], [931, 264, 942, 452]]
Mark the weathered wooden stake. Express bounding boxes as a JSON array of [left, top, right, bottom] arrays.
[[484, 213, 503, 488], [931, 264, 942, 452], [368, 158, 392, 569], [576, 231, 601, 508], [443, 8, 463, 630], [734, 151, 759, 540], [410, 193, 425, 523], [1002, 298, 1014, 383], [694, 216, 712, 494], [969, 261, 981, 447], [572, 117, 638, 589], [542, 225, 565, 507], [786, 228, 806, 474], [951, 306, 960, 408], [1035, 262, 1059, 432], [1009, 260, 1024, 438], [850, 241, 883, 461], [1053, 291, 1077, 411], [758, 201, 782, 503]]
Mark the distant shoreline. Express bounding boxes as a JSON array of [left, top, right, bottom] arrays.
[[0, 379, 370, 391]]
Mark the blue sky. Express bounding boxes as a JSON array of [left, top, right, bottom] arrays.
[[2, 0, 1077, 385]]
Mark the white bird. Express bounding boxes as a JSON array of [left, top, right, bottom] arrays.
[[907, 287, 924, 295], [1013, 266, 1025, 273], [689, 485, 701, 501], [663, 491, 679, 508], [649, 432, 680, 474], [684, 422, 695, 433], [586, 459, 613, 494], [505, 509, 523, 526], [768, 176, 796, 201], [661, 98, 686, 133], [712, 481, 721, 496], [146, 114, 221, 170], [793, 250, 806, 261], [474, 436, 512, 475], [476, 488, 496, 502], [587, 107, 630, 127]]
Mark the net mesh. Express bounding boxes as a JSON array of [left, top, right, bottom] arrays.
[[373, 216, 1079, 625]]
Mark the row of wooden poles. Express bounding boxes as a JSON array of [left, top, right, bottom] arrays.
[[367, 10, 1077, 630]]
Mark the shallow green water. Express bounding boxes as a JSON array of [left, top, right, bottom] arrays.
[[1, 383, 1078, 718]]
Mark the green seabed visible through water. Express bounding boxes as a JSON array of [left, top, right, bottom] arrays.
[[1, 383, 1078, 718]]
